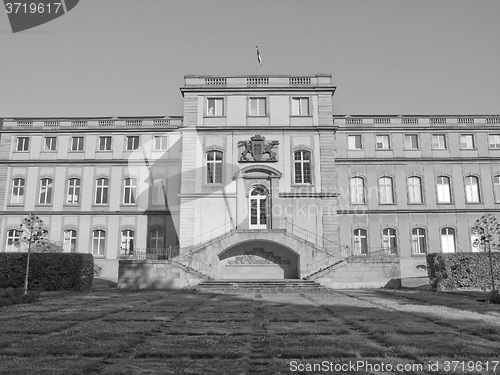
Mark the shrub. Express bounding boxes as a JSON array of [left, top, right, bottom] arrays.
[[32, 239, 64, 253], [489, 290, 500, 304], [427, 252, 500, 291], [0, 253, 94, 291], [0, 287, 40, 307]]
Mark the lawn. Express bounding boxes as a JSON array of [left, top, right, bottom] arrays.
[[1, 285, 500, 375]]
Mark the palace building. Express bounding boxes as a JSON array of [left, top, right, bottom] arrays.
[[1, 74, 500, 288]]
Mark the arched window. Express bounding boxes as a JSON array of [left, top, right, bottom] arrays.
[[494, 175, 500, 203], [382, 228, 398, 254], [11, 178, 25, 204], [152, 178, 166, 206], [123, 178, 137, 204], [95, 178, 109, 205], [67, 178, 81, 204], [353, 228, 368, 255], [379, 176, 394, 204], [294, 150, 311, 184], [5, 229, 20, 252], [63, 229, 77, 253], [92, 230, 106, 256], [436, 176, 451, 203], [120, 230, 135, 255], [149, 229, 164, 249], [464, 176, 481, 203], [39, 178, 53, 204], [411, 228, 426, 254], [441, 227, 456, 253], [407, 176, 423, 204], [206, 150, 223, 184], [350, 177, 365, 204]]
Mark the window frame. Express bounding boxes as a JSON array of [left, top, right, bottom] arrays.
[[460, 134, 476, 150], [66, 177, 81, 205], [249, 97, 267, 117], [38, 177, 53, 205], [123, 177, 137, 205], [120, 229, 135, 255], [206, 149, 223, 184], [153, 135, 168, 151], [378, 176, 395, 204], [464, 175, 481, 203], [407, 175, 424, 204], [206, 97, 224, 117], [98, 136, 112, 151], [125, 135, 140, 151], [5, 229, 20, 252], [411, 227, 427, 255], [44, 136, 57, 151], [440, 227, 456, 253], [70, 136, 84, 151], [349, 176, 366, 205], [404, 134, 419, 150], [436, 175, 452, 204], [431, 134, 447, 150], [347, 135, 363, 150], [11, 177, 25, 205], [494, 175, 500, 203], [353, 228, 368, 255], [16, 137, 30, 152], [149, 228, 165, 249], [488, 134, 500, 149], [375, 134, 391, 150], [91, 229, 106, 257], [63, 229, 78, 253], [293, 149, 312, 185], [291, 97, 310, 116], [95, 177, 109, 205], [382, 227, 398, 254]]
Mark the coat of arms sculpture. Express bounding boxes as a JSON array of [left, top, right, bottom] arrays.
[[237, 135, 279, 162]]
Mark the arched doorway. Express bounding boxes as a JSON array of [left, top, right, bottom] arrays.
[[249, 185, 268, 229], [218, 240, 299, 279]]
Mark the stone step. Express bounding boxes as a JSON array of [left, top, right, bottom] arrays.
[[196, 279, 322, 289]]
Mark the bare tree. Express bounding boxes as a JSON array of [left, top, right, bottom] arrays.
[[14, 213, 48, 294]]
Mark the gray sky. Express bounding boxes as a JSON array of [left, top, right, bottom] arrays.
[[0, 0, 499, 117]]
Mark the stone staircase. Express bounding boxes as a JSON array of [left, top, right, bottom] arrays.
[[196, 279, 323, 289]]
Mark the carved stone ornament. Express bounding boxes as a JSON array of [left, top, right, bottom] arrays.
[[237, 135, 279, 162]]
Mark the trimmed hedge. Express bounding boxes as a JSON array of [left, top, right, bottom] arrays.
[[427, 252, 500, 291], [0, 253, 94, 291]]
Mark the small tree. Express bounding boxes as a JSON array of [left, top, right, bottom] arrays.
[[14, 213, 48, 294], [472, 214, 500, 302]]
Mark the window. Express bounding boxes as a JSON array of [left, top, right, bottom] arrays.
[[70, 136, 84, 151], [98, 136, 112, 151], [292, 97, 309, 116], [16, 137, 30, 152], [63, 229, 77, 253], [207, 98, 224, 116], [441, 227, 456, 253], [39, 178, 53, 204], [66, 178, 81, 204], [5, 229, 20, 252], [411, 228, 427, 254], [44, 137, 57, 151], [436, 176, 452, 203], [379, 176, 394, 204], [249, 98, 266, 116], [92, 230, 106, 256], [95, 178, 109, 205], [294, 150, 311, 184], [11, 178, 25, 204], [152, 178, 166, 205], [460, 134, 475, 149], [123, 178, 137, 205], [154, 135, 168, 151], [350, 177, 365, 204], [407, 176, 423, 204], [404, 134, 419, 150], [206, 150, 223, 184], [376, 135, 390, 149], [465, 176, 481, 203], [432, 134, 447, 149], [488, 134, 500, 149], [353, 228, 368, 255], [126, 136, 139, 151], [382, 228, 398, 254], [347, 135, 362, 150], [120, 229, 134, 255], [494, 175, 500, 203], [149, 229, 164, 249]]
